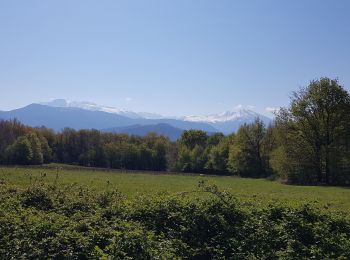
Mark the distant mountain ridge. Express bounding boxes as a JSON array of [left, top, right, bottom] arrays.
[[40, 99, 164, 119], [182, 109, 263, 123], [0, 99, 272, 139], [0, 104, 136, 130], [103, 123, 184, 141], [0, 103, 218, 134], [182, 109, 272, 133]]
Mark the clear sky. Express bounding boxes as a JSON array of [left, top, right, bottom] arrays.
[[0, 0, 349, 116]]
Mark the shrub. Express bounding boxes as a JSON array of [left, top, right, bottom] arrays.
[[0, 181, 349, 259]]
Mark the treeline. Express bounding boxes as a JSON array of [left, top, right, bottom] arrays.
[[0, 121, 170, 171], [1, 77, 350, 185]]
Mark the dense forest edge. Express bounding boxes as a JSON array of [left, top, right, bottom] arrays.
[[1, 77, 350, 185]]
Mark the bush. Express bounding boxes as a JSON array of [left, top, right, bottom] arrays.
[[21, 187, 53, 210], [0, 181, 349, 259]]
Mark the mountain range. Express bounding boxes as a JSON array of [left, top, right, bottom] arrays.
[[103, 124, 185, 141], [40, 99, 164, 119], [0, 99, 272, 140]]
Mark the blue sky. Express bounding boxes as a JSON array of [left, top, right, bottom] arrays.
[[0, 0, 349, 117]]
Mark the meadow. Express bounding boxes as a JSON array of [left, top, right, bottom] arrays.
[[1, 164, 350, 258], [1, 164, 350, 214]]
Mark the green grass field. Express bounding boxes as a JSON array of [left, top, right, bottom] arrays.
[[1, 164, 350, 214]]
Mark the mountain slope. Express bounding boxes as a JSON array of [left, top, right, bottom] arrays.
[[182, 109, 272, 134], [0, 104, 136, 130], [0, 102, 271, 136], [40, 99, 163, 119], [0, 104, 218, 133], [35, 99, 271, 133], [103, 123, 184, 141], [148, 118, 217, 132]]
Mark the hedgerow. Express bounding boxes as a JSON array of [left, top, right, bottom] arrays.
[[0, 180, 349, 259]]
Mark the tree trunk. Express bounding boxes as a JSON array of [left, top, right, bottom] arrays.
[[315, 147, 323, 183]]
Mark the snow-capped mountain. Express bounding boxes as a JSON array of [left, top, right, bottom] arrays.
[[182, 109, 272, 134], [182, 109, 263, 123], [33, 99, 272, 134], [40, 99, 163, 119]]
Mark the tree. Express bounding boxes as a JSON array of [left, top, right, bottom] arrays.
[[190, 145, 207, 172], [0, 120, 29, 163], [105, 142, 127, 169], [176, 130, 209, 173], [94, 146, 108, 168], [228, 119, 271, 177], [38, 135, 53, 163], [275, 77, 350, 184], [6, 136, 33, 165], [206, 133, 225, 147], [175, 147, 191, 172], [179, 130, 208, 150], [206, 136, 231, 173], [78, 150, 96, 167], [26, 133, 44, 165], [56, 128, 79, 163], [151, 138, 168, 171]]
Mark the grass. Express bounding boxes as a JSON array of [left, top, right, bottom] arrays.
[[1, 164, 350, 215]]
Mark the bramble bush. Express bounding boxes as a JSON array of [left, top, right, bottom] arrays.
[[0, 179, 349, 259]]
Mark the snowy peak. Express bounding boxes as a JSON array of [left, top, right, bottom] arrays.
[[181, 109, 272, 134], [41, 99, 68, 107], [36, 99, 272, 134], [41, 99, 122, 112], [39, 99, 162, 119], [182, 109, 263, 123]]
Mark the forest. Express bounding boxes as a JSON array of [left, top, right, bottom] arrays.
[[1, 77, 350, 185]]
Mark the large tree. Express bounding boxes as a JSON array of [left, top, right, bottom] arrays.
[[5, 136, 33, 165], [276, 77, 350, 184], [175, 130, 209, 172], [206, 138, 230, 173], [228, 119, 272, 177], [179, 130, 208, 150]]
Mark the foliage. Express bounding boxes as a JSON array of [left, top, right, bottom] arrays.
[[175, 130, 209, 173], [179, 129, 208, 150], [206, 135, 231, 173], [0, 121, 170, 172], [27, 132, 44, 165], [5, 136, 33, 165], [0, 176, 349, 259], [275, 78, 350, 184], [228, 119, 273, 177]]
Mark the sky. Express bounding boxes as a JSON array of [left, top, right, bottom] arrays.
[[0, 0, 349, 117]]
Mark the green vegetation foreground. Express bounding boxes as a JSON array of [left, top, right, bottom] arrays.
[[1, 166, 350, 258], [2, 165, 350, 213]]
